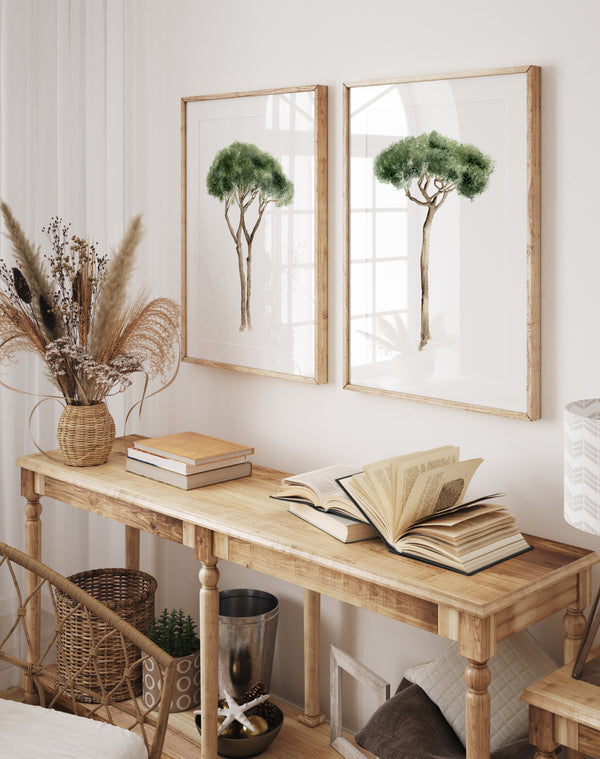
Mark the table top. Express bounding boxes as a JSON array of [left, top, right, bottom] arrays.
[[521, 655, 600, 730], [17, 438, 598, 620]]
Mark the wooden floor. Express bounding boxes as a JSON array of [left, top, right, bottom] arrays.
[[163, 701, 374, 759], [1, 685, 24, 702], [0, 686, 374, 758]]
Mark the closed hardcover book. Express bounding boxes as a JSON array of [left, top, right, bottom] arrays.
[[287, 501, 378, 544], [127, 446, 247, 475], [126, 457, 252, 490], [132, 431, 254, 466]]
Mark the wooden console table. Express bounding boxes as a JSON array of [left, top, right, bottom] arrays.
[[16, 439, 599, 759]]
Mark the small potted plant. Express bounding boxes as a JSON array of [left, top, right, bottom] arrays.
[[143, 608, 200, 712]]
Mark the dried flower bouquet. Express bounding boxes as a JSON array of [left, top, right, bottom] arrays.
[[0, 202, 180, 407]]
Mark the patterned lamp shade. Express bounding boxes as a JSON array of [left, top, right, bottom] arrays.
[[565, 399, 600, 535]]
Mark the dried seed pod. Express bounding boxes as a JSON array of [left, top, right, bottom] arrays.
[[39, 294, 56, 334], [12, 268, 32, 304], [72, 270, 81, 303]]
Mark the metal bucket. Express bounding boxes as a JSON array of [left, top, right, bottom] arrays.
[[218, 589, 279, 699]]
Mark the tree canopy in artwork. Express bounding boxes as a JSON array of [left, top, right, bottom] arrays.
[[207, 141, 294, 331], [373, 130, 493, 350]]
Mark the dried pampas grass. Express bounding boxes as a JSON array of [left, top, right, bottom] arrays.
[[88, 214, 144, 357], [0, 202, 180, 406]]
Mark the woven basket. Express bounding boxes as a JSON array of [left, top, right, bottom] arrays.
[[56, 402, 116, 466], [55, 567, 157, 703]]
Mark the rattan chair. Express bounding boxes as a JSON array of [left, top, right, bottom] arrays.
[[0, 542, 176, 759]]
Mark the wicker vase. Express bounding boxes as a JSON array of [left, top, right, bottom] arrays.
[[57, 402, 116, 466]]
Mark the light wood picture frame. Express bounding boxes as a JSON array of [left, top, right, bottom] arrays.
[[182, 85, 328, 383], [343, 66, 541, 419], [329, 645, 390, 759]]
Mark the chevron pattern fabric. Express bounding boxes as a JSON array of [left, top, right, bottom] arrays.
[[564, 398, 600, 535]]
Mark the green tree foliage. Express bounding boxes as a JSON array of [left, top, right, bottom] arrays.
[[207, 141, 294, 331], [374, 131, 493, 350]]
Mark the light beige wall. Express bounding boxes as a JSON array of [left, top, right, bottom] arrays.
[[121, 0, 600, 729]]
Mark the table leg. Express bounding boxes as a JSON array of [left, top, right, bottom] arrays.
[[298, 588, 326, 726], [22, 469, 42, 705], [563, 603, 588, 759], [529, 705, 558, 759], [125, 525, 140, 570], [465, 659, 491, 759], [199, 551, 220, 759]]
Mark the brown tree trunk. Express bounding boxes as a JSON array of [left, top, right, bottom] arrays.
[[419, 206, 436, 351], [236, 233, 247, 331], [245, 241, 252, 330]]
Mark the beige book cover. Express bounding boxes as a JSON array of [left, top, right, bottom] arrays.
[[133, 431, 254, 465]]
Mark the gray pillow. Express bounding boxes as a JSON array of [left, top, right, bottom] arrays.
[[354, 680, 538, 759], [403, 630, 556, 753]]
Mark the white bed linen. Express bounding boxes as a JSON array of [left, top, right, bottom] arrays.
[[0, 697, 148, 759]]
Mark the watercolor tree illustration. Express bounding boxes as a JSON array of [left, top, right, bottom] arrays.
[[373, 131, 493, 350], [206, 141, 294, 331]]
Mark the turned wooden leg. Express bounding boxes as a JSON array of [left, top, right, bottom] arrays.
[[22, 470, 42, 705], [563, 605, 588, 759], [465, 658, 491, 759], [199, 546, 220, 759], [529, 705, 558, 759], [564, 605, 588, 666], [298, 589, 325, 726]]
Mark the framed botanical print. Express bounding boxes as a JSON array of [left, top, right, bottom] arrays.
[[343, 66, 541, 419], [181, 84, 328, 383]]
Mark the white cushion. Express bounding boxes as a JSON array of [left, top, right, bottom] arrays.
[[404, 629, 557, 753], [0, 697, 148, 759]]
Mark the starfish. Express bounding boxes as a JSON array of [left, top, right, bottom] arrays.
[[194, 689, 270, 736]]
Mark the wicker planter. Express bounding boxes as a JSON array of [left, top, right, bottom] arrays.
[[143, 648, 200, 713], [55, 567, 157, 703], [56, 402, 115, 466]]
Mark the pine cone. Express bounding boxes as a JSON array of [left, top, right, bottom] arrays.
[[241, 682, 280, 727], [242, 682, 267, 703], [256, 700, 280, 726]]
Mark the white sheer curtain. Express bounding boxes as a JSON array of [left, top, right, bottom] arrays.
[[0, 0, 129, 574]]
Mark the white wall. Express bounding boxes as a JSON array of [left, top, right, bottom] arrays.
[[10, 0, 600, 731]]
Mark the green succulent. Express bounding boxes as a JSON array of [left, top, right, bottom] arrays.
[[148, 608, 199, 658]]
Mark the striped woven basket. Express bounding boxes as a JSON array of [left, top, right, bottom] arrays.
[[56, 402, 116, 466], [55, 567, 157, 703]]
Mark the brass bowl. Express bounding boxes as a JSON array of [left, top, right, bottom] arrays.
[[195, 704, 283, 758]]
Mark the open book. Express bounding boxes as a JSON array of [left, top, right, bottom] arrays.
[[273, 464, 366, 523], [272, 464, 378, 543], [337, 445, 531, 574]]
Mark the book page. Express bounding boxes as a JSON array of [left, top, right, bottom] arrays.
[[361, 447, 457, 508], [404, 501, 506, 531], [393, 446, 460, 509], [279, 465, 360, 509], [361, 458, 396, 513], [396, 532, 526, 567], [395, 458, 483, 537], [340, 472, 392, 538], [402, 505, 513, 545]]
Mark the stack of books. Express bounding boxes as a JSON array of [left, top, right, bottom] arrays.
[[273, 464, 379, 543], [126, 431, 254, 490]]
